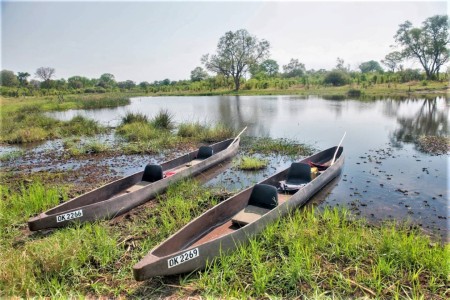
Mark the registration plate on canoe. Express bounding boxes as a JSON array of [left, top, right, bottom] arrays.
[[56, 209, 83, 223], [168, 248, 199, 268]]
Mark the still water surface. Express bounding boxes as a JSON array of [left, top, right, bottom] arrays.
[[50, 95, 449, 240]]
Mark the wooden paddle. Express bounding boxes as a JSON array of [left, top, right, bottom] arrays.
[[227, 126, 247, 149], [331, 131, 346, 165]]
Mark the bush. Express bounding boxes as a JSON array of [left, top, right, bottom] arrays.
[[323, 70, 349, 86]]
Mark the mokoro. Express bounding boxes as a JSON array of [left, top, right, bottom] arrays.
[[133, 146, 344, 280], [28, 138, 240, 231]]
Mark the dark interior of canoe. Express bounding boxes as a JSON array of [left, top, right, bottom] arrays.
[[44, 139, 235, 215], [152, 146, 343, 257]]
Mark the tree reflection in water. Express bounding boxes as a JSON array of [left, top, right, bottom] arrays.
[[390, 97, 448, 150]]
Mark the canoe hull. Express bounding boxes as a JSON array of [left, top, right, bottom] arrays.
[[133, 146, 344, 280], [28, 138, 239, 231]]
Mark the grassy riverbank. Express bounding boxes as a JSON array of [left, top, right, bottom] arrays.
[[0, 179, 447, 299]]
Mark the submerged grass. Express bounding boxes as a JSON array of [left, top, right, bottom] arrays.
[[417, 135, 449, 155], [235, 155, 268, 170]]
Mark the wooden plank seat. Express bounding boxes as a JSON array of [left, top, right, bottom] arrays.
[[232, 184, 278, 227]]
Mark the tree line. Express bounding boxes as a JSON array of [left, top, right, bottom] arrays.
[[0, 14, 448, 95]]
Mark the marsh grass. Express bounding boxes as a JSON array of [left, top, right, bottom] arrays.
[[120, 111, 149, 124], [235, 155, 268, 170], [177, 121, 234, 142], [0, 150, 25, 162], [0, 105, 106, 144], [196, 208, 449, 299], [243, 136, 314, 157], [63, 139, 111, 156], [151, 109, 175, 130]]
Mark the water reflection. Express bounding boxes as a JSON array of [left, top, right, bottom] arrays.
[[391, 98, 449, 147]]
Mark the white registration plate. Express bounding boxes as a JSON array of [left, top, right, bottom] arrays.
[[168, 248, 199, 268], [56, 209, 83, 223]]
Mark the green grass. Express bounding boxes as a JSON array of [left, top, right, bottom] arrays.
[[0, 178, 447, 299], [63, 139, 111, 156], [244, 136, 315, 157], [0, 105, 106, 144], [195, 208, 449, 299], [0, 150, 25, 162], [120, 111, 149, 124], [177, 121, 234, 142], [235, 155, 268, 170], [150, 109, 175, 130]]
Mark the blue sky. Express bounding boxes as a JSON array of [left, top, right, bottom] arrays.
[[1, 1, 447, 82]]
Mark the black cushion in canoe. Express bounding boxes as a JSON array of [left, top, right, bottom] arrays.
[[142, 164, 163, 182], [285, 162, 311, 186], [248, 184, 278, 210], [197, 146, 213, 159]]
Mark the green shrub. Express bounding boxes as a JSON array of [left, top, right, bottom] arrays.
[[324, 70, 349, 86]]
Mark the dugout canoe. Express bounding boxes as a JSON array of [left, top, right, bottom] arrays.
[[133, 146, 344, 280], [28, 138, 240, 231]]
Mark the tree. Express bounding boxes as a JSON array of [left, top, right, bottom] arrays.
[[117, 80, 136, 90], [323, 70, 349, 86], [190, 66, 209, 82], [282, 58, 306, 78], [394, 15, 449, 79], [97, 73, 116, 89], [359, 60, 383, 73], [35, 67, 55, 88], [260, 59, 279, 77], [17, 72, 30, 87], [202, 29, 270, 91], [335, 57, 349, 72], [382, 51, 403, 72], [0, 70, 19, 87], [68, 76, 91, 89]]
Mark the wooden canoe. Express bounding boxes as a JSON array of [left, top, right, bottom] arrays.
[[133, 146, 344, 280], [28, 138, 240, 231]]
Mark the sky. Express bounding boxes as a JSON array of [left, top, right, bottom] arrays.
[[1, 0, 448, 83]]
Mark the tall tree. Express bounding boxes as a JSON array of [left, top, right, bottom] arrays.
[[17, 72, 30, 87], [381, 51, 403, 72], [97, 73, 116, 89], [190, 66, 209, 82], [260, 59, 279, 77], [202, 29, 270, 91], [0, 70, 19, 87], [282, 58, 306, 78], [358, 60, 383, 73], [35, 67, 55, 88], [394, 15, 449, 79]]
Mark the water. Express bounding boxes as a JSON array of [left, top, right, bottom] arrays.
[[44, 96, 450, 240]]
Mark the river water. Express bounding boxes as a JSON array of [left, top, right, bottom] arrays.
[[45, 95, 449, 240]]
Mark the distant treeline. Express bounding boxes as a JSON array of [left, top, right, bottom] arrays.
[[0, 66, 448, 97]]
